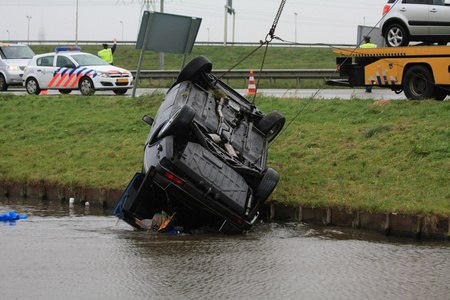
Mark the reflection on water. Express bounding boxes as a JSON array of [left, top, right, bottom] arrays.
[[1, 196, 449, 300]]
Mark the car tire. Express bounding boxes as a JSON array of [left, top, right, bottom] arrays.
[[59, 89, 72, 94], [385, 23, 409, 47], [113, 89, 128, 95], [255, 111, 286, 142], [254, 168, 279, 200], [176, 55, 212, 84], [26, 77, 41, 95], [0, 74, 8, 91], [403, 65, 436, 100], [157, 105, 196, 139], [79, 77, 95, 96]]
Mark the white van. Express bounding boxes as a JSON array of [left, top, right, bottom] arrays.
[[0, 43, 35, 91]]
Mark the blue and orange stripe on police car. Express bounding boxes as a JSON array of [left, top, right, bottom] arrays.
[[47, 66, 96, 88]]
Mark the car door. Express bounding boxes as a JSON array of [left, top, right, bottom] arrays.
[[400, 0, 432, 35], [429, 0, 450, 35], [48, 54, 77, 89], [35, 55, 56, 89]]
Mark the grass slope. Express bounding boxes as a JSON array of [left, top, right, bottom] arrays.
[[0, 93, 448, 218]]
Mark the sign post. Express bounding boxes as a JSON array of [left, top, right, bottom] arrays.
[[132, 11, 202, 98]]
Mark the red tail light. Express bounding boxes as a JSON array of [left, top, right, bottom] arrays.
[[382, 5, 391, 15], [225, 211, 243, 225], [164, 172, 183, 185]]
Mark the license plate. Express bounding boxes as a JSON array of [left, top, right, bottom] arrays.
[[117, 79, 128, 83]]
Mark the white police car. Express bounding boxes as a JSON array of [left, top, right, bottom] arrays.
[[23, 47, 133, 95]]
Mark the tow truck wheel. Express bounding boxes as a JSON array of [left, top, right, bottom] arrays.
[[254, 168, 279, 200], [157, 105, 196, 139], [59, 89, 72, 94], [79, 77, 95, 96], [256, 111, 286, 142], [0, 74, 8, 91], [403, 65, 435, 100], [385, 23, 409, 47], [26, 77, 41, 95]]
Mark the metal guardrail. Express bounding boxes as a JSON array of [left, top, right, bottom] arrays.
[[131, 69, 341, 85]]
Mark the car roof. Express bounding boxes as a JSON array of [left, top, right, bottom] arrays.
[[34, 51, 94, 58]]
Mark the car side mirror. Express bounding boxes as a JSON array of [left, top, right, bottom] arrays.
[[142, 114, 154, 126], [64, 63, 76, 68]]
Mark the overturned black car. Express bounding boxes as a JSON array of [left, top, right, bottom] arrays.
[[114, 56, 285, 234]]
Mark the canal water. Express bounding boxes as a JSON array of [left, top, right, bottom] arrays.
[[1, 196, 449, 300]]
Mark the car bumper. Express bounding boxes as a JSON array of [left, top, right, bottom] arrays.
[[5, 71, 24, 86], [94, 77, 133, 89]]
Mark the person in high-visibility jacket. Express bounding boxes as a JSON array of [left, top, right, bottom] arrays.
[[98, 38, 117, 65], [360, 36, 377, 92]]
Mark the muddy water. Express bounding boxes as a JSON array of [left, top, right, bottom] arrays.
[[1, 196, 448, 300]]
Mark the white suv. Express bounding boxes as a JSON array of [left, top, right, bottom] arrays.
[[380, 0, 450, 47], [0, 43, 35, 91]]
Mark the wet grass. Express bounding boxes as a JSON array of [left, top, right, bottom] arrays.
[[0, 93, 448, 218]]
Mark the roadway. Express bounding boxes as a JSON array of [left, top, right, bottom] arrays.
[[2, 87, 409, 100]]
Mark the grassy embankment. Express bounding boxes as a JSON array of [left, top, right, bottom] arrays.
[[0, 93, 448, 218], [28, 45, 342, 89]]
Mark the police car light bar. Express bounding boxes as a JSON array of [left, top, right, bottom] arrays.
[[55, 46, 82, 52]]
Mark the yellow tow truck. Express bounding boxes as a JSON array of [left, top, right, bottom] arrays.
[[329, 46, 450, 100]]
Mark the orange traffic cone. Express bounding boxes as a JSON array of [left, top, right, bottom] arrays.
[[40, 90, 48, 95], [245, 70, 256, 95]]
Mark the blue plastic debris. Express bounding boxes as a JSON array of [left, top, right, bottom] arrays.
[[0, 211, 27, 221]]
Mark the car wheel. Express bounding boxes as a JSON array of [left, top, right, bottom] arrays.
[[0, 74, 8, 91], [26, 78, 41, 95], [403, 65, 436, 100], [113, 89, 128, 95], [59, 89, 72, 94], [385, 23, 409, 47], [255, 111, 286, 142], [254, 168, 279, 200], [79, 77, 95, 95], [157, 105, 196, 140], [176, 55, 212, 84]]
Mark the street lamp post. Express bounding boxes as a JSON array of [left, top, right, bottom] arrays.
[[75, 0, 79, 46], [294, 12, 297, 43], [120, 21, 123, 41], [26, 16, 32, 43]]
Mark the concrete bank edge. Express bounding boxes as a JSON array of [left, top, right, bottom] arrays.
[[1, 183, 449, 241]]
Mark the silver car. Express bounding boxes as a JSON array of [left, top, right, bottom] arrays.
[[380, 0, 450, 47], [0, 43, 35, 91]]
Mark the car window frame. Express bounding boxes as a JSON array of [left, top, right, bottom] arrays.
[[56, 55, 74, 68], [36, 55, 55, 67]]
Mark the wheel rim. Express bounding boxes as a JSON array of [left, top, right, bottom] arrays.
[[409, 74, 428, 97], [27, 80, 37, 94], [80, 79, 92, 95], [266, 122, 284, 141], [388, 28, 403, 47]]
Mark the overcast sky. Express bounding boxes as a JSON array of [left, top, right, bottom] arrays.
[[1, 0, 388, 45]]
